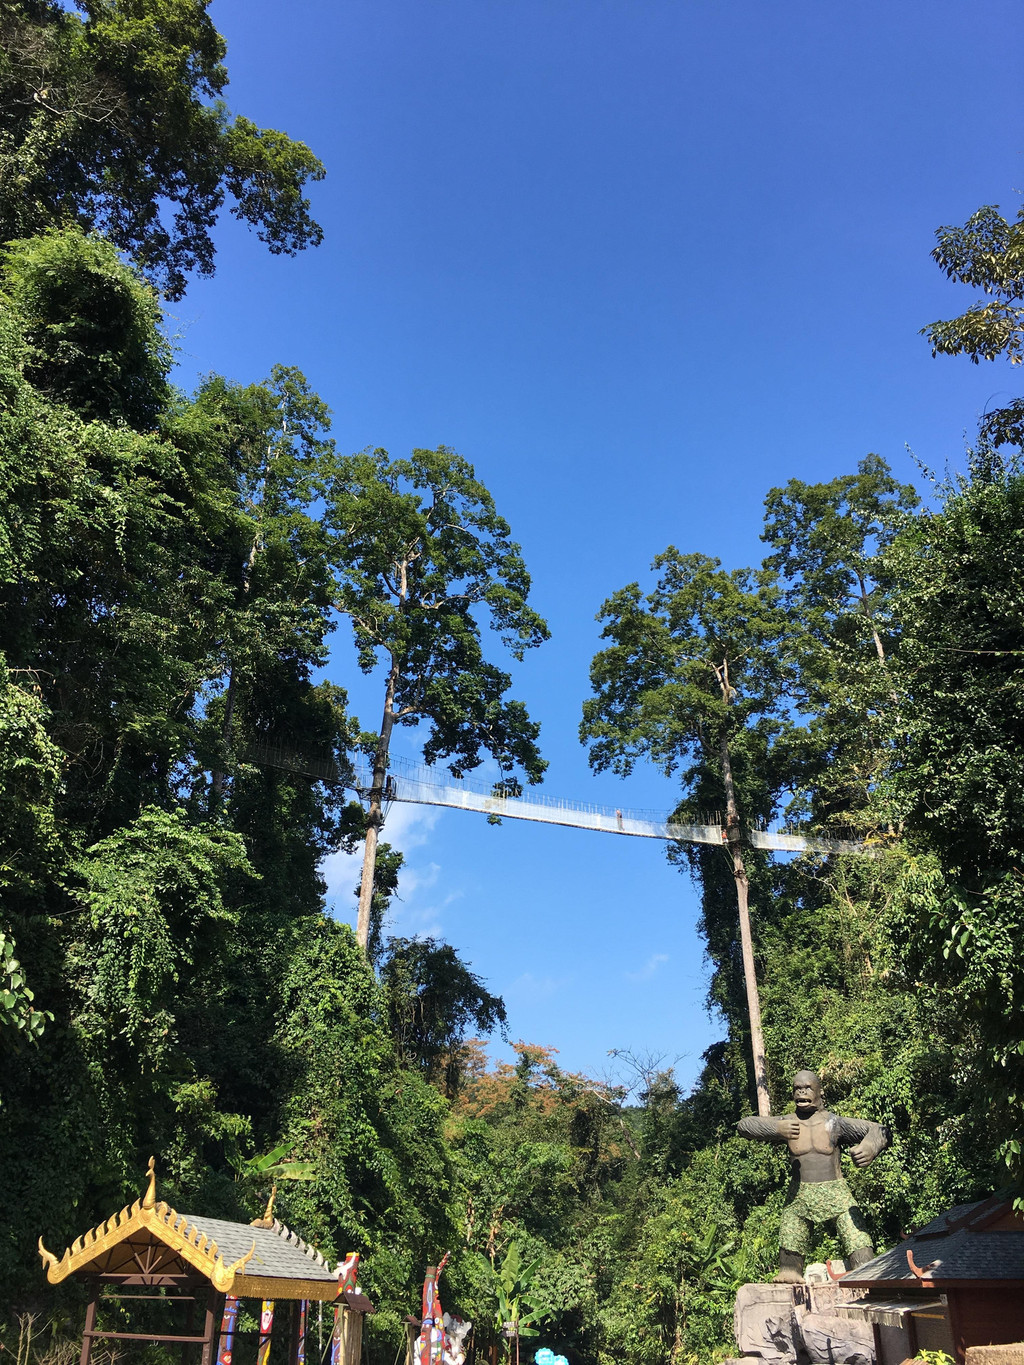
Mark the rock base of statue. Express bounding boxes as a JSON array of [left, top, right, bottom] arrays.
[[723, 1281, 874, 1365]]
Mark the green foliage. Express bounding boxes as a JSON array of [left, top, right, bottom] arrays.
[[0, 207, 414, 1315], [2, 228, 170, 428], [0, 0, 325, 298], [0, 661, 64, 908], [229, 1141, 315, 1182], [327, 445, 549, 785], [581, 550, 788, 787], [269, 921, 456, 1345], [922, 201, 1024, 449], [364, 840, 404, 963], [883, 458, 1024, 1185], [761, 455, 918, 826], [490, 1240, 546, 1339], [71, 807, 252, 1067], [575, 436, 1012, 1359], [379, 936, 508, 1095], [924, 203, 1024, 364], [0, 929, 51, 1045]]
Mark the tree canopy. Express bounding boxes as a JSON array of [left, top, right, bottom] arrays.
[[923, 201, 1024, 449], [0, 0, 325, 297]]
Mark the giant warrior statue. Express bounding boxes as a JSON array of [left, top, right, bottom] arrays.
[[737, 1069, 889, 1282]]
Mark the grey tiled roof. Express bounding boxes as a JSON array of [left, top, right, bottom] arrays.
[[844, 1199, 1024, 1284], [911, 1202, 980, 1238], [182, 1215, 338, 1283]]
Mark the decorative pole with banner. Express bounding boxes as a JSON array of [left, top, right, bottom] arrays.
[[216, 1296, 239, 1365]]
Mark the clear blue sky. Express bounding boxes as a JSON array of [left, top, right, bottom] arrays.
[[176, 0, 1022, 1090]]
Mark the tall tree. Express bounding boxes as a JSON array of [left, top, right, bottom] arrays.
[[0, 0, 325, 298], [378, 936, 508, 1096], [761, 454, 918, 827], [326, 447, 549, 951], [581, 550, 789, 1115]]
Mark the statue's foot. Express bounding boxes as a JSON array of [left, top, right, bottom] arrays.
[[774, 1250, 805, 1283], [845, 1245, 874, 1272]]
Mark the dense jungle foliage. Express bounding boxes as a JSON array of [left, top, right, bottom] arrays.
[[3, 4, 1024, 1363]]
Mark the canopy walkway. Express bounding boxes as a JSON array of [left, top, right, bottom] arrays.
[[244, 743, 870, 855]]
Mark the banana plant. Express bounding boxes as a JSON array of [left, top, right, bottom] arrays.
[[492, 1242, 546, 1361], [229, 1141, 316, 1182]]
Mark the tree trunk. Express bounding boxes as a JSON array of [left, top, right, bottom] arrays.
[[856, 572, 887, 664], [210, 667, 236, 801], [211, 528, 260, 802], [355, 661, 398, 951], [720, 735, 771, 1117]]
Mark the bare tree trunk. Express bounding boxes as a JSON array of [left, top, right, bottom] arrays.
[[720, 735, 771, 1118], [356, 661, 398, 951], [856, 572, 887, 665]]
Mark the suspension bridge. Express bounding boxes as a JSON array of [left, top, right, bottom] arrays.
[[243, 743, 870, 856]]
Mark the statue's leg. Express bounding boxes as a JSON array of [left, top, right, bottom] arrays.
[[776, 1200, 811, 1283], [835, 1201, 873, 1270], [775, 1248, 805, 1284]]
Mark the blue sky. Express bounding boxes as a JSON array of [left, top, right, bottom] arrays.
[[176, 0, 1023, 1089]]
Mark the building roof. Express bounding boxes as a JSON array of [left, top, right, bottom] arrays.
[[38, 1159, 365, 1304], [843, 1196, 1024, 1288]]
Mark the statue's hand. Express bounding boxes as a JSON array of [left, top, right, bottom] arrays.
[[849, 1141, 870, 1167], [782, 1118, 801, 1141]]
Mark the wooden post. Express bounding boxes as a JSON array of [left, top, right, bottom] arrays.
[[200, 1291, 222, 1365], [339, 1307, 363, 1365], [289, 1301, 302, 1365], [79, 1292, 97, 1365], [181, 1291, 196, 1365]]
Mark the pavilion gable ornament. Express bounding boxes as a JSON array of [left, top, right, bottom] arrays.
[[38, 1157, 256, 1293]]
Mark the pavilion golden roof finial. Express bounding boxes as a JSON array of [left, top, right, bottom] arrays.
[[251, 1183, 277, 1229], [142, 1156, 157, 1210]]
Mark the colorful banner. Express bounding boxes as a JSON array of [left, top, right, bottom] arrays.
[[296, 1300, 307, 1365], [330, 1305, 342, 1365], [216, 1296, 239, 1365], [257, 1300, 275, 1365]]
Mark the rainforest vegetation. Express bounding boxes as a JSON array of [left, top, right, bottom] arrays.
[[2, 3, 1024, 1362]]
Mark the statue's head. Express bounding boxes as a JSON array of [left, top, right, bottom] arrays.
[[792, 1070, 823, 1117]]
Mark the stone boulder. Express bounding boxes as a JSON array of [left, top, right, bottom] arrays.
[[796, 1310, 873, 1365], [732, 1283, 875, 1365], [734, 1283, 805, 1362], [965, 1349, 1024, 1365]]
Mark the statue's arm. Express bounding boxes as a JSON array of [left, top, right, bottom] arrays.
[[836, 1116, 889, 1167], [737, 1115, 791, 1143]]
